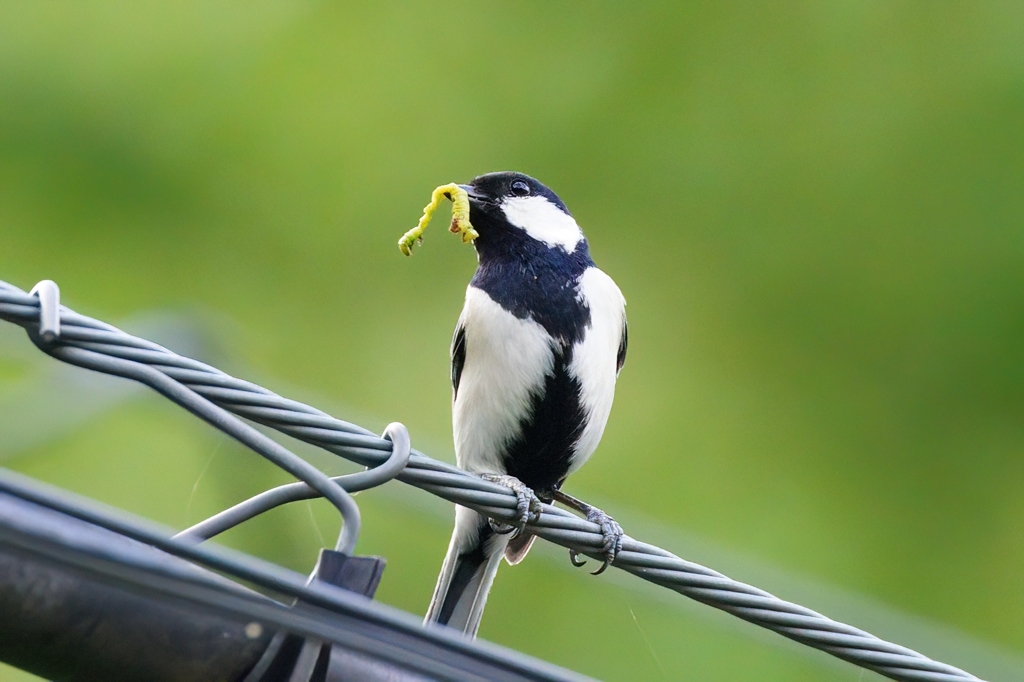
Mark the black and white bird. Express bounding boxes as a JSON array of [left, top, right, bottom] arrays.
[[424, 172, 627, 637]]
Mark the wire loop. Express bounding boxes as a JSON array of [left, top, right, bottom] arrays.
[[176, 422, 410, 544]]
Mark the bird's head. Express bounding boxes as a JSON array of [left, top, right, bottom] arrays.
[[459, 172, 586, 257]]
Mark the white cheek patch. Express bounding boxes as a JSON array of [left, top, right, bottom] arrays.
[[500, 196, 584, 252]]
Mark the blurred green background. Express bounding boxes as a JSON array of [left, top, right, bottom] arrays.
[[1, 2, 1022, 680]]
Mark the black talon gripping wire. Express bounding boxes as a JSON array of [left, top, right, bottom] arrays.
[[0, 279, 984, 682]]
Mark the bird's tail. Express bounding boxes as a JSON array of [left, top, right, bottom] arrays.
[[424, 505, 510, 637]]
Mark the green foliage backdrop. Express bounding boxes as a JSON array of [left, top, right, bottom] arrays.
[[1, 2, 1021, 680]]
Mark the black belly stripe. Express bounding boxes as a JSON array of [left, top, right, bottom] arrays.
[[500, 344, 586, 495]]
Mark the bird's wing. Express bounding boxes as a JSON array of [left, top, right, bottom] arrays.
[[616, 318, 628, 376], [451, 319, 467, 399]]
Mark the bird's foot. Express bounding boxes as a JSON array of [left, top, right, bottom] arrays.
[[480, 474, 542, 536], [572, 507, 623, 575], [552, 490, 623, 576]]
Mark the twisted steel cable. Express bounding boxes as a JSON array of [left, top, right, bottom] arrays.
[[0, 279, 982, 682]]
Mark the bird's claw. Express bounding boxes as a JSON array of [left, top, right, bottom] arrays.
[[570, 508, 623, 575], [480, 474, 542, 536]]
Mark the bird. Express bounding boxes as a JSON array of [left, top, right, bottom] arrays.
[[423, 171, 627, 637]]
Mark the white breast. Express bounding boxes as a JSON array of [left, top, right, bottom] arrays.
[[452, 287, 554, 474], [566, 267, 626, 474]]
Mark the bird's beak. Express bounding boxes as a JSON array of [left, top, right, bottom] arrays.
[[459, 184, 487, 206]]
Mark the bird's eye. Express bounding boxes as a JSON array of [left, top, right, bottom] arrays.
[[510, 180, 531, 197]]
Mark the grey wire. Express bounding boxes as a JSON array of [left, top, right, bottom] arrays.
[[175, 422, 411, 543], [4, 282, 363, 555], [0, 279, 983, 682], [48, 342, 363, 556]]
